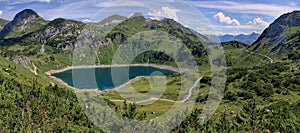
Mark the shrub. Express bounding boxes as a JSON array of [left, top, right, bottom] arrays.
[[237, 91, 254, 100], [224, 91, 238, 101]]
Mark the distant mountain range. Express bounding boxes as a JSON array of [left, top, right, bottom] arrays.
[[206, 32, 260, 45]]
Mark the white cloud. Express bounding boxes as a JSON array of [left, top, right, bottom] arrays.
[[111, 1, 145, 7], [148, 6, 180, 21], [200, 17, 269, 35], [214, 12, 240, 26], [2, 0, 51, 4], [0, 10, 3, 16], [248, 17, 269, 28], [96, 0, 117, 7], [190, 1, 300, 17], [82, 19, 92, 23], [41, 0, 98, 20], [37, 0, 50, 3]]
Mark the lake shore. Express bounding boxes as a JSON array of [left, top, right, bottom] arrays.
[[46, 63, 182, 75], [46, 64, 182, 93], [48, 74, 102, 93]]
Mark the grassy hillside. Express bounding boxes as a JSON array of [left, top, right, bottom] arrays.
[[222, 41, 270, 68], [0, 9, 300, 132], [251, 11, 300, 60], [0, 56, 101, 132]]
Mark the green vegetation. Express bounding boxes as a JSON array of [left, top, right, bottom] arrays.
[[0, 9, 48, 39], [0, 9, 300, 132], [251, 11, 300, 58], [0, 56, 100, 132]]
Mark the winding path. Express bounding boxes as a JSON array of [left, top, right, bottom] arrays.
[[110, 77, 203, 104], [179, 77, 203, 103], [246, 50, 273, 64], [251, 52, 274, 63]]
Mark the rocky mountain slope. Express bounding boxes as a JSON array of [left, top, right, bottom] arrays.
[[0, 9, 47, 39], [0, 10, 85, 49], [251, 11, 300, 56], [0, 9, 212, 66]]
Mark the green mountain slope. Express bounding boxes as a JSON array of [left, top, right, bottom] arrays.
[[221, 41, 270, 68], [0, 9, 47, 39], [251, 11, 300, 59], [1, 18, 84, 49], [0, 10, 211, 67], [0, 56, 100, 132], [103, 14, 210, 65]]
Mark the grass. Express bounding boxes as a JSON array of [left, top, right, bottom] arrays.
[[101, 76, 182, 101], [284, 26, 300, 38], [137, 100, 175, 117], [101, 71, 200, 102], [0, 56, 47, 86], [223, 42, 268, 68]]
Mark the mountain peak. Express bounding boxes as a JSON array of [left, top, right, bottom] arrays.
[[0, 9, 46, 39], [129, 12, 144, 18], [97, 14, 127, 25], [250, 32, 259, 35], [13, 9, 40, 22], [17, 9, 38, 16]]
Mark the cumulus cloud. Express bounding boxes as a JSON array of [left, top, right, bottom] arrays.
[[148, 6, 180, 21], [214, 12, 240, 26], [248, 17, 269, 28], [0, 10, 2, 16], [82, 19, 92, 23]]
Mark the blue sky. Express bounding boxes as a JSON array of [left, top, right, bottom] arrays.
[[0, 0, 299, 35]]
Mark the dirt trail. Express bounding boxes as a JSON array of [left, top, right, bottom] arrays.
[[246, 50, 274, 64], [110, 77, 203, 104]]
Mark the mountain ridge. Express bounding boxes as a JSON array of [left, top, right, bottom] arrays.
[[251, 10, 300, 57]]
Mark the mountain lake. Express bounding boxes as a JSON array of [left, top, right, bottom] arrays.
[[51, 66, 176, 90]]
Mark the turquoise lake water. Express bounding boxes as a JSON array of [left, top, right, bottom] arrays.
[[51, 66, 175, 90]]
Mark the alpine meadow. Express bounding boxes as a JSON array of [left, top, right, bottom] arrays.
[[0, 0, 300, 132]]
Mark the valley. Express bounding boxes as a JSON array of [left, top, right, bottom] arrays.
[[0, 7, 299, 132]]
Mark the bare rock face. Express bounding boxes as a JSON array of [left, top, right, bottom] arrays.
[[38, 18, 84, 49], [12, 56, 31, 66]]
